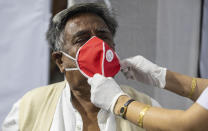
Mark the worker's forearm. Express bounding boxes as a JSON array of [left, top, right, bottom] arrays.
[[114, 95, 185, 131], [114, 95, 208, 131], [165, 70, 208, 101]]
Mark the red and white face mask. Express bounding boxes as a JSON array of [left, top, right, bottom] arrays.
[[61, 36, 120, 78]]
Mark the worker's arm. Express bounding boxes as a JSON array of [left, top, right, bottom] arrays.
[[121, 55, 208, 100], [88, 74, 208, 131], [165, 70, 208, 101], [114, 95, 208, 131]]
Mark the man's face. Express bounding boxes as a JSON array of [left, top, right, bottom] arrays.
[[57, 13, 115, 83]]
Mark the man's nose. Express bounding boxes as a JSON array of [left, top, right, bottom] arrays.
[[90, 31, 97, 37]]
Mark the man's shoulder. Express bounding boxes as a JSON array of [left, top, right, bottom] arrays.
[[18, 81, 66, 130], [23, 81, 66, 98], [120, 85, 152, 105], [20, 81, 66, 107], [120, 85, 161, 107]]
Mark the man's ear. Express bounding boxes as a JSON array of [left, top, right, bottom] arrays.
[[52, 52, 65, 73]]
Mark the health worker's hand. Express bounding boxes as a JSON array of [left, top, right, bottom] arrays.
[[121, 55, 167, 88], [88, 74, 127, 113]]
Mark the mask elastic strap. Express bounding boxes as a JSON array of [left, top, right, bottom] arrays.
[[61, 51, 78, 71], [65, 68, 79, 71], [61, 51, 76, 61]]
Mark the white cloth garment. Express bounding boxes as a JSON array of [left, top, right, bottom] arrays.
[[196, 87, 208, 110], [50, 83, 117, 131], [2, 82, 161, 131]]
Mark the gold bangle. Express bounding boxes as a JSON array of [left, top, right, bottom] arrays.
[[188, 78, 197, 99], [138, 105, 151, 128]]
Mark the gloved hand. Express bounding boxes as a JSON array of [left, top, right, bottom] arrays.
[[121, 55, 167, 88], [88, 74, 127, 113]]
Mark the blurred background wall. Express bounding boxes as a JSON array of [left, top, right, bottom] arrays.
[[1, 0, 208, 126], [0, 0, 51, 125], [200, 0, 208, 78]]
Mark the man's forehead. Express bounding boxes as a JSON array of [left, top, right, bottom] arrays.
[[64, 13, 109, 34]]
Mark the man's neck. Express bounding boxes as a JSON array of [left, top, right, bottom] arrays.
[[72, 90, 99, 111], [66, 75, 100, 117]]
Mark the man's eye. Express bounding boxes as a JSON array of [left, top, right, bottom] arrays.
[[74, 36, 90, 45], [99, 35, 109, 40], [75, 39, 86, 44]]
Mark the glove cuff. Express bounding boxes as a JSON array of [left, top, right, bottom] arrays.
[[152, 67, 167, 88], [110, 93, 128, 113]]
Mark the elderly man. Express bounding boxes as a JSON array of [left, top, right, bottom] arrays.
[[2, 3, 160, 131]]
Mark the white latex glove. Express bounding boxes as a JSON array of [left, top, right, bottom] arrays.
[[88, 74, 127, 113], [121, 55, 167, 88]]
